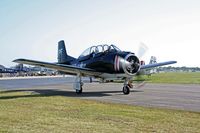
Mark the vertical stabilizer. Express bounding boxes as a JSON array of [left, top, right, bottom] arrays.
[[149, 56, 157, 74], [57, 40, 76, 64], [149, 56, 157, 64], [58, 40, 68, 63]]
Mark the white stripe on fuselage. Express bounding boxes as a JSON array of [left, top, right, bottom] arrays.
[[114, 55, 117, 71], [116, 56, 120, 71], [114, 55, 120, 72]]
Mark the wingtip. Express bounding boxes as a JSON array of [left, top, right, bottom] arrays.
[[169, 61, 177, 64], [13, 59, 18, 62], [13, 58, 24, 63]]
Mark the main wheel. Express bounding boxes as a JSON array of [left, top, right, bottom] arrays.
[[123, 85, 130, 95], [76, 87, 82, 94]]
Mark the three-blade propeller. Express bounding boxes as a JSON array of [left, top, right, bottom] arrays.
[[137, 42, 149, 58]]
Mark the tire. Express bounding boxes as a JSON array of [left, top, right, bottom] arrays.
[[123, 86, 130, 95], [76, 87, 82, 94]]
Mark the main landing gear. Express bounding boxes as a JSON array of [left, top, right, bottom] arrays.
[[73, 75, 133, 95], [123, 79, 133, 95], [73, 74, 83, 94], [76, 86, 82, 94]]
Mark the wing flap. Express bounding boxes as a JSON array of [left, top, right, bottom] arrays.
[[13, 59, 101, 76], [140, 61, 177, 70]]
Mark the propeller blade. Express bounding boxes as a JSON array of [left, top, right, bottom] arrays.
[[137, 42, 148, 58]]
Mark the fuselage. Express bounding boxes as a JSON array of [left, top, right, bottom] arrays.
[[62, 44, 141, 79], [74, 51, 131, 74]]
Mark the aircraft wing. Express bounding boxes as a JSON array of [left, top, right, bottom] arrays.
[[13, 59, 101, 76], [140, 61, 177, 70]]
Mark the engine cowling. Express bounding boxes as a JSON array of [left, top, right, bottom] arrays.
[[122, 54, 140, 76]]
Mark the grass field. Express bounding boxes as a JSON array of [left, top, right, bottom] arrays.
[[0, 91, 200, 133], [134, 72, 200, 84]]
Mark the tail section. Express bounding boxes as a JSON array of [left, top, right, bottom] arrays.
[[148, 56, 157, 74], [58, 40, 76, 64], [137, 56, 157, 75], [149, 56, 157, 64]]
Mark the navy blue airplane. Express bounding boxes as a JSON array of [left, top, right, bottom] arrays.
[[0, 67, 17, 73], [0, 64, 26, 74], [14, 40, 177, 94]]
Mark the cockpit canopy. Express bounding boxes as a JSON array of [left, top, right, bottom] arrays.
[[79, 44, 121, 58]]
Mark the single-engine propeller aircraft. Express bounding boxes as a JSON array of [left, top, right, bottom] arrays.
[[14, 40, 177, 95], [0, 64, 26, 74]]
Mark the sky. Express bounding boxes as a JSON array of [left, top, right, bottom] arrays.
[[1, 0, 200, 67]]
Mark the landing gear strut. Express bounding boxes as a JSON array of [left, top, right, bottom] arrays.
[[73, 74, 83, 94], [123, 79, 133, 95]]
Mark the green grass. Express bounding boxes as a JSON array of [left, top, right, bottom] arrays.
[[135, 72, 200, 84], [0, 91, 200, 133]]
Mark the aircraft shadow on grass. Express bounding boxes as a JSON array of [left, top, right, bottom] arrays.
[[0, 89, 143, 100]]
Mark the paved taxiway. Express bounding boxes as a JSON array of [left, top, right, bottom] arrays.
[[0, 76, 200, 112]]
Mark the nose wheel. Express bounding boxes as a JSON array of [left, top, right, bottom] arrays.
[[123, 79, 133, 95], [123, 85, 130, 95]]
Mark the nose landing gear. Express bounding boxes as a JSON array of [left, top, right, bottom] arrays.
[[123, 79, 133, 95], [123, 85, 130, 94]]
